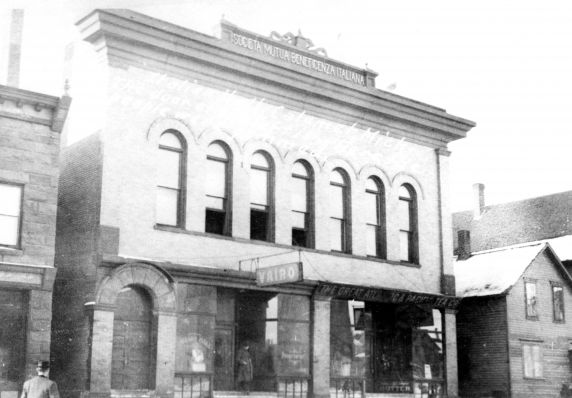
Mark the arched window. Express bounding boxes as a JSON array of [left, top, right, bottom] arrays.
[[205, 142, 232, 235], [329, 168, 351, 253], [157, 130, 185, 227], [291, 161, 314, 248], [365, 177, 386, 258], [399, 184, 418, 263], [250, 151, 274, 242]]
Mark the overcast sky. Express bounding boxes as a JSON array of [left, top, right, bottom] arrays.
[[2, 0, 571, 211]]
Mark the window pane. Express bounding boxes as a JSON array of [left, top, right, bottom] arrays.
[[399, 185, 411, 199], [365, 225, 377, 256], [292, 228, 307, 248], [159, 131, 182, 149], [365, 192, 379, 225], [525, 282, 537, 317], [292, 161, 309, 178], [533, 345, 542, 377], [330, 170, 345, 185], [329, 185, 344, 218], [292, 211, 306, 229], [251, 152, 270, 169], [250, 209, 269, 241], [207, 142, 228, 160], [206, 196, 225, 210], [250, 168, 268, 206], [400, 230, 410, 261], [330, 218, 343, 251], [553, 286, 565, 321], [0, 290, 26, 388], [523, 345, 533, 377], [291, 177, 307, 212], [0, 184, 22, 216], [158, 149, 180, 188], [0, 215, 19, 246], [156, 187, 178, 226], [365, 177, 379, 193], [206, 159, 226, 198], [399, 199, 411, 231], [205, 209, 226, 235]]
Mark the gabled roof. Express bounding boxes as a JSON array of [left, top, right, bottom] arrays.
[[455, 242, 570, 298], [453, 190, 572, 256]]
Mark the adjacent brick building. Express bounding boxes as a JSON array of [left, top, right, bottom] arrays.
[[52, 9, 475, 398], [0, 84, 70, 397]]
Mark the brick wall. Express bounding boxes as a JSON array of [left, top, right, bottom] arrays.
[[0, 116, 60, 266], [456, 295, 510, 397], [52, 133, 104, 398], [506, 250, 572, 397]]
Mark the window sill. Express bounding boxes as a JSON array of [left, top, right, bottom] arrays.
[[154, 224, 422, 269], [0, 246, 23, 256]]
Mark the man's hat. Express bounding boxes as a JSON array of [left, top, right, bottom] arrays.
[[36, 360, 50, 370]]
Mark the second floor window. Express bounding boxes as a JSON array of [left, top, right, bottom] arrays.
[[525, 281, 538, 319], [552, 283, 564, 322], [365, 177, 385, 258], [399, 184, 418, 263], [329, 168, 350, 253], [250, 151, 273, 242], [205, 142, 231, 235], [291, 161, 313, 248], [0, 182, 23, 248], [157, 130, 185, 227]]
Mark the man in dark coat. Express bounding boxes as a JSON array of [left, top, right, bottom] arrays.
[[237, 342, 253, 394], [21, 360, 60, 398]]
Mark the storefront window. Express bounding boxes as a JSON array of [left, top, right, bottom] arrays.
[[0, 290, 26, 392], [236, 292, 310, 392], [330, 300, 367, 378]]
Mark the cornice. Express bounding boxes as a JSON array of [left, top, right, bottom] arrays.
[[77, 9, 476, 148], [0, 85, 71, 133]]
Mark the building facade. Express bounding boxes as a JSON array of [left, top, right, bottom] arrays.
[[455, 240, 572, 398], [0, 84, 70, 397], [52, 9, 475, 398]]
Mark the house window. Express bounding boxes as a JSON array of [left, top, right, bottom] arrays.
[[157, 130, 185, 227], [399, 184, 418, 263], [525, 281, 538, 320], [552, 283, 565, 322], [291, 161, 313, 248], [329, 168, 350, 253], [206, 142, 231, 236], [365, 177, 385, 258], [0, 183, 23, 248], [522, 341, 543, 379], [250, 151, 273, 242]]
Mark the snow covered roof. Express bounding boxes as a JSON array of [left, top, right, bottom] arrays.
[[455, 242, 547, 297], [545, 235, 572, 262]]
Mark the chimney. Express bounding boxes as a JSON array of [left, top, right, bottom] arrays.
[[457, 230, 471, 260], [7, 9, 24, 87], [473, 183, 485, 218]]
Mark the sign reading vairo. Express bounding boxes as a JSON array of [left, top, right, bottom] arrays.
[[256, 262, 303, 286]]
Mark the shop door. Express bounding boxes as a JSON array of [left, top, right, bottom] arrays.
[[111, 286, 153, 390], [214, 326, 234, 390]]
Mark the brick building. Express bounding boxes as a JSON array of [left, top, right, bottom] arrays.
[[0, 84, 70, 397], [52, 9, 475, 398]]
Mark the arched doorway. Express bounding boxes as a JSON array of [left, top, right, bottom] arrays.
[[111, 285, 156, 390]]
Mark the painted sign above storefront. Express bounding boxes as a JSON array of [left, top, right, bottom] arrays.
[[315, 283, 461, 309], [220, 21, 377, 87], [256, 262, 303, 286]]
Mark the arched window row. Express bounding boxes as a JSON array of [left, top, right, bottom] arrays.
[[155, 132, 419, 263]]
